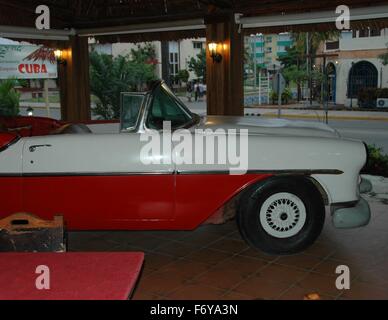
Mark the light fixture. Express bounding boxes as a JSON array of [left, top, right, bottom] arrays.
[[54, 49, 66, 65], [208, 42, 222, 63], [26, 107, 34, 117]]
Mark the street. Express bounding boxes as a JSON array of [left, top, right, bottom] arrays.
[[321, 120, 388, 152]]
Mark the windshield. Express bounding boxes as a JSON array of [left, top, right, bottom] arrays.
[[146, 83, 197, 130]]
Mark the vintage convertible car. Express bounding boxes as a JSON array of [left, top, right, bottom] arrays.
[[0, 81, 371, 254]]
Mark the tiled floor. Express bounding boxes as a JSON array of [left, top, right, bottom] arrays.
[[68, 198, 388, 300]]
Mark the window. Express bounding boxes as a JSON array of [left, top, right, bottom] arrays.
[[147, 86, 192, 130], [266, 36, 272, 43], [348, 61, 378, 98], [354, 28, 382, 38], [326, 41, 339, 51], [359, 29, 369, 38], [370, 28, 381, 37], [169, 42, 179, 85], [266, 47, 272, 53], [169, 53, 179, 76], [256, 56, 264, 64], [120, 94, 144, 131], [193, 42, 203, 50]]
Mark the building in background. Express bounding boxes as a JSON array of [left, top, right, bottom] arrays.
[[322, 28, 388, 106], [246, 32, 293, 70], [90, 38, 206, 85]]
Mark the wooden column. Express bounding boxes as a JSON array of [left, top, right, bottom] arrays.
[[206, 14, 244, 116], [59, 36, 91, 122]]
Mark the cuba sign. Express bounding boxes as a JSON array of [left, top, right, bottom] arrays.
[[0, 45, 57, 79]]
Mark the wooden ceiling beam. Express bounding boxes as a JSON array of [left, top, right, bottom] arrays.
[[73, 11, 205, 29], [198, 0, 233, 10]]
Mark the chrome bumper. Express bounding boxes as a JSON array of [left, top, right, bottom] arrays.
[[331, 176, 372, 229], [332, 197, 371, 229]]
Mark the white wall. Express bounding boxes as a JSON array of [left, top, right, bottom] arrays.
[[340, 29, 388, 51], [324, 29, 388, 106], [334, 58, 388, 106], [179, 38, 206, 81]]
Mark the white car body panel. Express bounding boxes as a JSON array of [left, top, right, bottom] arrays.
[[0, 116, 366, 206]]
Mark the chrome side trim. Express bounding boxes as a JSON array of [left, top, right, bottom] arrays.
[[0, 169, 343, 178], [176, 169, 343, 175], [0, 171, 173, 177]]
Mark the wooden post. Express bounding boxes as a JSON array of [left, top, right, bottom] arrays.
[[59, 36, 91, 122], [206, 14, 243, 116]]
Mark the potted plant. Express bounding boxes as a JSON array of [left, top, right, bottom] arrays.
[[0, 79, 21, 117]]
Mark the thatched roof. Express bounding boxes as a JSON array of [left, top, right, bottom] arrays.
[[1, 0, 387, 29], [1, 1, 387, 42]]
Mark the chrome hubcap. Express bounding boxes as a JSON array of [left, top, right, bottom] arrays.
[[259, 192, 307, 239]]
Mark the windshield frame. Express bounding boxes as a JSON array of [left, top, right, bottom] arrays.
[[142, 81, 200, 132], [120, 91, 149, 133]]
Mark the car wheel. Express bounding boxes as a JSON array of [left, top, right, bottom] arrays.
[[237, 177, 325, 255]]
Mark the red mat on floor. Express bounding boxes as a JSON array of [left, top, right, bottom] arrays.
[[0, 252, 144, 300]]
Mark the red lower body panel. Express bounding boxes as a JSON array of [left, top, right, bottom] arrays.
[[174, 174, 271, 229], [0, 174, 271, 230]]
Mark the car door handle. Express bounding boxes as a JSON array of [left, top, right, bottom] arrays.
[[29, 144, 52, 152]]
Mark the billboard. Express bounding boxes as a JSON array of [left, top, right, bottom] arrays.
[[0, 45, 57, 79]]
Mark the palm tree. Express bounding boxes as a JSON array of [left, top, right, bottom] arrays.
[[292, 31, 341, 58], [291, 31, 340, 102]]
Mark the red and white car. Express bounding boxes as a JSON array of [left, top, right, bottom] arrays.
[[0, 81, 371, 254]]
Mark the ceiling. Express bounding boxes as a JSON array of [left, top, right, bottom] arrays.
[[1, 0, 387, 30]]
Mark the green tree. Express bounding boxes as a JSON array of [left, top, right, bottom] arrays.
[[90, 48, 157, 120], [188, 49, 206, 81], [278, 46, 304, 69], [130, 43, 157, 64], [176, 69, 190, 85], [292, 31, 340, 58], [0, 79, 20, 117], [279, 31, 340, 102], [283, 65, 308, 101]]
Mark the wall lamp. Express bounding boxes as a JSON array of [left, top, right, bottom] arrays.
[[26, 107, 34, 116], [54, 49, 67, 65], [208, 42, 222, 63]]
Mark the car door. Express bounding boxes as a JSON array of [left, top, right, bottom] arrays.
[[21, 94, 175, 230]]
